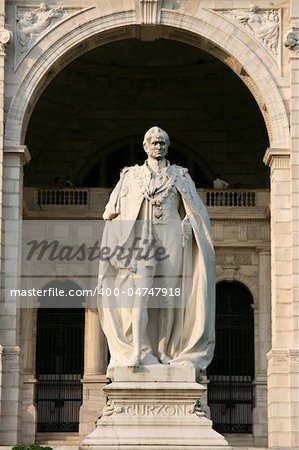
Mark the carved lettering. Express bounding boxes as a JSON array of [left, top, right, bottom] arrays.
[[124, 404, 187, 416], [146, 404, 155, 415]]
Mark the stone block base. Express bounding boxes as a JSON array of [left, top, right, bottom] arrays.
[[80, 365, 229, 449]]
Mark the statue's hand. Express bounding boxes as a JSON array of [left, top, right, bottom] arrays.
[[102, 211, 119, 220], [181, 215, 192, 247]]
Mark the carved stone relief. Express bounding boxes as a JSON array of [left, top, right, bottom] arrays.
[[216, 253, 253, 266], [15, 4, 97, 69], [16, 3, 68, 55], [220, 4, 280, 55]]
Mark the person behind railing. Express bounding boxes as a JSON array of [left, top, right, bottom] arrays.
[[62, 174, 74, 188], [213, 174, 229, 206], [213, 174, 229, 189]]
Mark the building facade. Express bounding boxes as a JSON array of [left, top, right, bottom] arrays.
[[0, 0, 298, 448]]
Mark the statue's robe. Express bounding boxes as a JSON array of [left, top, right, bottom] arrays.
[[97, 162, 215, 379]]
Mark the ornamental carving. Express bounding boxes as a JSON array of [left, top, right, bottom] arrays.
[[285, 30, 299, 56], [222, 4, 279, 55], [216, 254, 252, 266], [0, 29, 12, 55], [16, 3, 68, 54], [135, 0, 181, 25], [135, 0, 163, 25]]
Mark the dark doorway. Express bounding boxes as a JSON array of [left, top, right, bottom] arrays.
[[36, 282, 85, 432], [208, 281, 254, 433]]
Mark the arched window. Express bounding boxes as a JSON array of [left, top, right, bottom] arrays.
[[208, 281, 254, 433]]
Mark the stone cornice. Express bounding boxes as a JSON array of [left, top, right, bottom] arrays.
[[263, 147, 290, 167], [4, 145, 31, 165]]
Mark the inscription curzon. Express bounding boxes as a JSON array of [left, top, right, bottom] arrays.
[[125, 404, 188, 416]]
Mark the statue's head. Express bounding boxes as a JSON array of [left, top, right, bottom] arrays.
[[143, 126, 170, 160], [39, 2, 48, 11], [249, 3, 259, 13]]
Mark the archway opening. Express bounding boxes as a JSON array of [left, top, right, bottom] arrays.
[[208, 280, 255, 434], [24, 38, 269, 189], [26, 34, 263, 435]]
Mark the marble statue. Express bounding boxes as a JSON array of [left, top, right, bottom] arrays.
[[97, 127, 215, 379]]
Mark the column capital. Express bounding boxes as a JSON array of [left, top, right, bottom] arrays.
[[267, 347, 299, 363], [263, 147, 290, 168], [256, 246, 271, 254], [0, 29, 12, 55], [285, 29, 299, 57], [4, 145, 31, 165]]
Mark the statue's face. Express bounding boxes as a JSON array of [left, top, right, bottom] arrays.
[[144, 133, 169, 160]]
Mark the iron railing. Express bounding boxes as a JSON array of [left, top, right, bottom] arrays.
[[208, 375, 253, 433]]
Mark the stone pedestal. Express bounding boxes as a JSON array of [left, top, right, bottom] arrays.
[[80, 365, 229, 450]]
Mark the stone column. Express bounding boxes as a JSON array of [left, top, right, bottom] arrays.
[[0, 2, 12, 269], [0, 145, 30, 444], [263, 147, 295, 449], [20, 308, 37, 444], [253, 248, 271, 447], [287, 6, 299, 448], [79, 308, 108, 436], [0, 344, 3, 420]]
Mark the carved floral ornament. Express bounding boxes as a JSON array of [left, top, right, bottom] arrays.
[[220, 3, 280, 55]]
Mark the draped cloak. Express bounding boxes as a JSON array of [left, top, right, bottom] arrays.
[[97, 163, 215, 379]]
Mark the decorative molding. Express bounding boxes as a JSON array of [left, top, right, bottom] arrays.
[[285, 30, 299, 56], [4, 145, 31, 165], [263, 147, 291, 169], [204, 45, 273, 141], [135, 0, 162, 25], [235, 254, 253, 265], [219, 254, 239, 280], [212, 223, 223, 241], [216, 254, 252, 266], [238, 224, 247, 241], [268, 349, 299, 364], [0, 29, 12, 55], [220, 4, 280, 55], [267, 349, 287, 363]]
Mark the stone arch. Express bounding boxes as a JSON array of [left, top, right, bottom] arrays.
[[216, 274, 258, 305], [5, 5, 289, 149]]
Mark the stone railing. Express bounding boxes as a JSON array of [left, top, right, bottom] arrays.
[[36, 188, 89, 206], [204, 189, 256, 207], [23, 187, 269, 219]]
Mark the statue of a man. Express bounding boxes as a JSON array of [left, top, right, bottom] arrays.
[[98, 127, 215, 378]]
